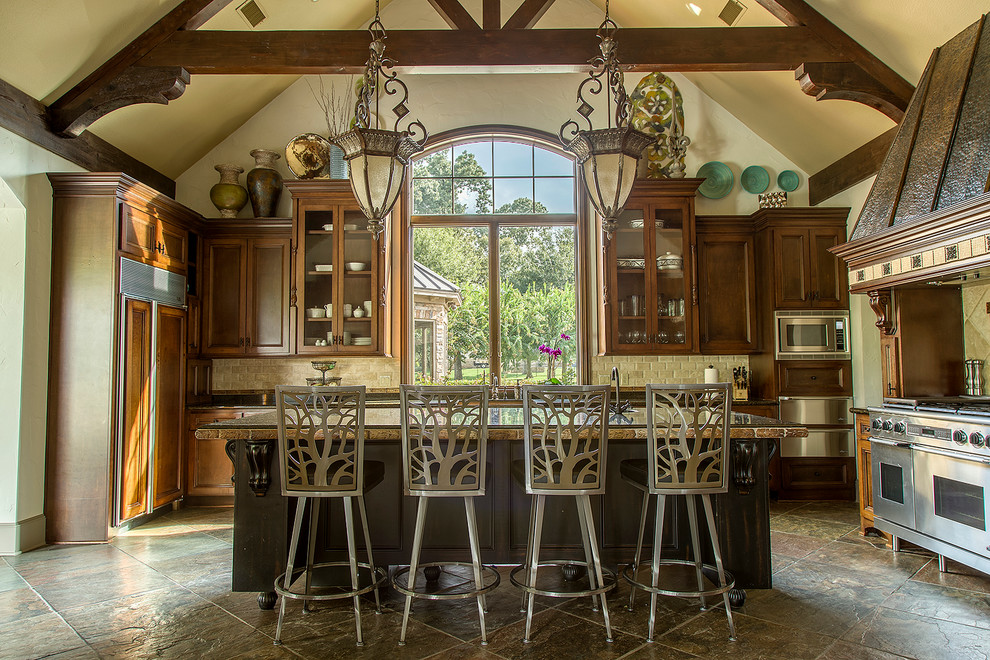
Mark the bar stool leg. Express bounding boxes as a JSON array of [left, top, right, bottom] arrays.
[[647, 494, 667, 643], [357, 495, 382, 614], [523, 494, 546, 643], [685, 494, 707, 611], [400, 497, 429, 646], [701, 494, 735, 641], [628, 489, 650, 612], [580, 495, 612, 642], [575, 496, 600, 613], [463, 497, 488, 645], [275, 497, 308, 645], [520, 497, 537, 613], [342, 497, 365, 646], [302, 498, 321, 613]]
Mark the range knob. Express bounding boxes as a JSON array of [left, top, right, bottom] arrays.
[[971, 432, 986, 448], [893, 421, 907, 434], [872, 418, 882, 431], [882, 419, 893, 432], [953, 429, 969, 445]]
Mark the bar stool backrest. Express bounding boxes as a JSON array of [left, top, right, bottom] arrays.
[[400, 385, 489, 496], [522, 385, 610, 495], [276, 385, 366, 497], [646, 383, 731, 495]]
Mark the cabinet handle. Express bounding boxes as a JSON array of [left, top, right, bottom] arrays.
[[690, 243, 698, 306], [246, 337, 251, 347], [239, 337, 244, 346]]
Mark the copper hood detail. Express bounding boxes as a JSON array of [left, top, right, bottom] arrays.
[[832, 14, 990, 293]]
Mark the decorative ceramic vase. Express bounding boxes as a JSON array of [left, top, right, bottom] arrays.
[[209, 164, 248, 218], [247, 149, 283, 217]]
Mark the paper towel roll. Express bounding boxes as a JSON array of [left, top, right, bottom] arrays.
[[704, 366, 718, 384]]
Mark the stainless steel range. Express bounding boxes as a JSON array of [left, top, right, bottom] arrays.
[[869, 398, 990, 575]]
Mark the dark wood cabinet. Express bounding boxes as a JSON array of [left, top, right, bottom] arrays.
[[696, 217, 758, 354], [779, 457, 856, 500], [286, 180, 390, 355], [777, 361, 853, 396], [602, 179, 703, 354], [753, 208, 850, 310], [877, 286, 964, 398], [119, 202, 188, 273], [185, 407, 256, 501], [202, 234, 291, 356]]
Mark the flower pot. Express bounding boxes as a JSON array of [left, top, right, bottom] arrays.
[[209, 164, 248, 218], [247, 149, 283, 218]]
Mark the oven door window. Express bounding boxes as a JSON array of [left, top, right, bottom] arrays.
[[880, 463, 905, 504], [934, 476, 986, 531]]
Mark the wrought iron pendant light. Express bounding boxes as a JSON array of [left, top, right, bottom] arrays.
[[335, 0, 427, 238], [560, 0, 653, 241]]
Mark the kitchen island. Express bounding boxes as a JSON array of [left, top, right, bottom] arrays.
[[197, 404, 805, 609]]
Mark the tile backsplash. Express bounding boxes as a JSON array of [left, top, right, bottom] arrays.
[[590, 354, 751, 387], [213, 357, 401, 391], [212, 354, 750, 393], [962, 281, 990, 371]]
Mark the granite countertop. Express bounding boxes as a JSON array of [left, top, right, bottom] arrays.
[[850, 406, 870, 415], [196, 406, 807, 442]]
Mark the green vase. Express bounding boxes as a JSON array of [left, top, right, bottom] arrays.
[[209, 164, 248, 218]]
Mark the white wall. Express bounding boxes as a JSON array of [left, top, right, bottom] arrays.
[[0, 125, 82, 554]]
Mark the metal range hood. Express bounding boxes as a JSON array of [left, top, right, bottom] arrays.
[[832, 14, 990, 293]]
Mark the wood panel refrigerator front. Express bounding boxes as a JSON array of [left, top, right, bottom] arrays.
[[47, 174, 198, 542]]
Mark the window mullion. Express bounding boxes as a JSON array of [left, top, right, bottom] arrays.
[[489, 223, 500, 388]]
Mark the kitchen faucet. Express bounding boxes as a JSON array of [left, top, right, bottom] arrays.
[[490, 374, 499, 400], [609, 366, 633, 416]]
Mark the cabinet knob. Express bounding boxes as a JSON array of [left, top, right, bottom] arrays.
[[810, 375, 817, 380]]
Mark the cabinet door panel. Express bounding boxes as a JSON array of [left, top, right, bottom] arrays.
[[158, 219, 188, 272], [247, 238, 290, 354], [119, 204, 158, 262], [698, 233, 757, 353], [608, 207, 652, 352], [153, 305, 185, 508], [119, 299, 152, 523], [810, 229, 846, 307], [773, 229, 810, 308], [204, 241, 246, 355], [187, 410, 240, 496]]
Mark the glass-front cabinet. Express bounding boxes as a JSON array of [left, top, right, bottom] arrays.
[[603, 179, 702, 354], [286, 180, 388, 355]]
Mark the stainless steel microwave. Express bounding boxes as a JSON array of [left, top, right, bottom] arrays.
[[775, 310, 850, 359]]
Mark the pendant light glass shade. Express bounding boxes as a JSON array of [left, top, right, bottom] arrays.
[[335, 2, 426, 238], [560, 2, 651, 240]]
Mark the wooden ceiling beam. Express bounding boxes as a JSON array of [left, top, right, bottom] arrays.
[[483, 0, 501, 30], [141, 26, 843, 73], [426, 0, 481, 30], [47, 0, 234, 136], [809, 127, 897, 206], [754, 0, 914, 111], [0, 77, 175, 196], [503, 0, 556, 30]]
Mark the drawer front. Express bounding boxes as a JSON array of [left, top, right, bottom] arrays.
[[782, 457, 854, 488], [777, 361, 852, 396]]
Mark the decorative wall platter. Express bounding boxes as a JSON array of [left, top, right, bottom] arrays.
[[285, 133, 333, 179], [696, 161, 734, 199], [778, 170, 800, 192], [741, 165, 770, 194], [629, 72, 686, 178]]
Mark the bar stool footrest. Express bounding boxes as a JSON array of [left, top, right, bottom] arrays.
[[623, 559, 734, 599], [275, 561, 387, 602], [391, 562, 501, 601], [510, 560, 617, 599]]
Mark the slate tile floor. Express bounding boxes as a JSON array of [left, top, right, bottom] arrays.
[[2, 501, 989, 659]]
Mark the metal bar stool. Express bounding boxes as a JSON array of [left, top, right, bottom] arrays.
[[395, 385, 500, 645], [510, 385, 615, 643], [273, 385, 387, 647], [621, 383, 736, 642]]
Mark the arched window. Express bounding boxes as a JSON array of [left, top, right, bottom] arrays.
[[407, 133, 582, 388]]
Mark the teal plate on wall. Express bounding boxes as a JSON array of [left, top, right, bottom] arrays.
[[696, 161, 733, 199], [778, 169, 800, 192], [741, 165, 770, 194]]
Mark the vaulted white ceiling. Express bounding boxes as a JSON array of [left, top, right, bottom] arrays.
[[0, 0, 987, 182]]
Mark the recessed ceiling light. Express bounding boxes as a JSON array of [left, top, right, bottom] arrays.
[[686, 3, 702, 16]]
